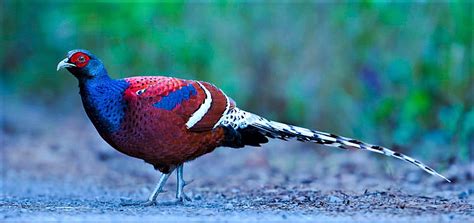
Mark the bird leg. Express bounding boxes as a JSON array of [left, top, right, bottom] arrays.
[[176, 164, 192, 202], [146, 172, 172, 205], [121, 171, 172, 206]]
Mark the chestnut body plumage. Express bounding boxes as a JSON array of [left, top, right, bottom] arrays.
[[57, 49, 449, 204], [81, 76, 230, 173]]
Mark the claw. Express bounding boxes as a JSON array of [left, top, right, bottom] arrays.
[[176, 190, 192, 203], [183, 193, 192, 202], [175, 194, 192, 203], [142, 200, 157, 206]]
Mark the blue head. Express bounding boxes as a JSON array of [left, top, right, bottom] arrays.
[[57, 49, 129, 133], [57, 49, 108, 80]]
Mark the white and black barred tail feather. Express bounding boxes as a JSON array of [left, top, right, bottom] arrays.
[[217, 108, 450, 182]]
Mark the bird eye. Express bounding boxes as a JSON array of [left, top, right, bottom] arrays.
[[70, 52, 90, 67]]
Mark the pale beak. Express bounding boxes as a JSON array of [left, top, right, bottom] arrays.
[[56, 58, 76, 71]]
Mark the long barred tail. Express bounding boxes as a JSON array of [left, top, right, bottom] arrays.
[[218, 108, 450, 182]]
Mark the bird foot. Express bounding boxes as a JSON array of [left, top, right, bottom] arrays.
[[176, 192, 192, 203]]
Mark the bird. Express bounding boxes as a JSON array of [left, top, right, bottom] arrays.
[[57, 49, 450, 205]]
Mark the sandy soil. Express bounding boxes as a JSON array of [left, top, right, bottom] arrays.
[[1, 102, 473, 222]]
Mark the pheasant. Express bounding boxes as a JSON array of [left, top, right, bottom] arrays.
[[57, 49, 450, 205]]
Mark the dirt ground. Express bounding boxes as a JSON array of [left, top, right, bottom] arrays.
[[1, 101, 473, 222]]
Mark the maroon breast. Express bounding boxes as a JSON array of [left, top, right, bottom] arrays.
[[105, 77, 229, 173]]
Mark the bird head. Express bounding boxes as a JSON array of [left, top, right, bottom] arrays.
[[57, 49, 107, 79]]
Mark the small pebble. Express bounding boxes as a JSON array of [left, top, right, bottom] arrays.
[[224, 203, 234, 210], [280, 195, 291, 202], [328, 195, 343, 203], [296, 196, 306, 202], [120, 197, 132, 202], [193, 194, 202, 200], [264, 189, 278, 194], [458, 191, 469, 199]]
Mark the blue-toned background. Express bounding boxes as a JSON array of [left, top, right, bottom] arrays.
[[1, 3, 473, 221]]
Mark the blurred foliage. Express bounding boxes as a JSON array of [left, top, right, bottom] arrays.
[[1, 1, 472, 161]]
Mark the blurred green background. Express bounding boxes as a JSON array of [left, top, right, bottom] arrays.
[[1, 1, 472, 162]]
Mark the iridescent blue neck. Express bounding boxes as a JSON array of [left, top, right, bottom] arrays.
[[79, 75, 129, 133]]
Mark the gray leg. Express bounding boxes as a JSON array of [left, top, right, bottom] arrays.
[[145, 172, 171, 205], [176, 164, 192, 202], [121, 171, 172, 206]]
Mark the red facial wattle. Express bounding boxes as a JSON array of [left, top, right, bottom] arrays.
[[70, 52, 90, 68]]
